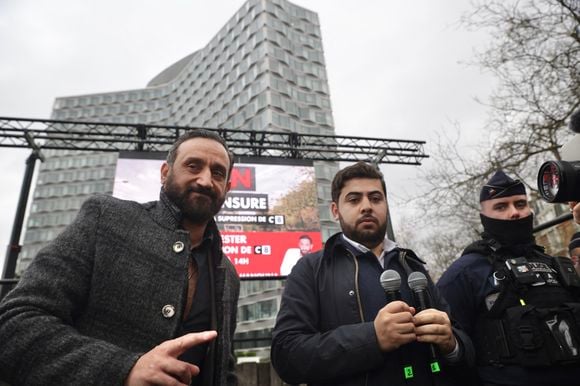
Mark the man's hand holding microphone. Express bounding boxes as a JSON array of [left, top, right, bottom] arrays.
[[374, 270, 456, 357]]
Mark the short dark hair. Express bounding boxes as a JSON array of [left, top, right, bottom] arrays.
[[299, 235, 312, 243], [166, 129, 235, 176], [331, 161, 386, 203]]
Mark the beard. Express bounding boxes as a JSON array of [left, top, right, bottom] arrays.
[[164, 172, 225, 225], [339, 214, 387, 249]]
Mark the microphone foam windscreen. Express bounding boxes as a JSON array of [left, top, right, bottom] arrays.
[[407, 271, 428, 292], [380, 269, 401, 292]]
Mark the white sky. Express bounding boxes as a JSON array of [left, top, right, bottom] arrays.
[[0, 0, 495, 273]]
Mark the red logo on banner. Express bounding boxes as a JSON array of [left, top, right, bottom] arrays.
[[230, 166, 256, 191]]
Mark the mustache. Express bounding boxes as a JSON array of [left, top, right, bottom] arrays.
[[356, 215, 378, 225], [186, 184, 217, 199]]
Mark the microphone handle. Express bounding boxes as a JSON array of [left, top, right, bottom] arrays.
[[416, 289, 440, 370], [427, 338, 439, 363], [386, 290, 400, 303], [416, 289, 429, 311]]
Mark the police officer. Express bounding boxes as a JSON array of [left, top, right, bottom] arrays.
[[437, 170, 580, 386]]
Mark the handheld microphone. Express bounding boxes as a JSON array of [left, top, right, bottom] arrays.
[[380, 269, 401, 302], [381, 270, 416, 381], [408, 271, 441, 374], [408, 271, 430, 311]]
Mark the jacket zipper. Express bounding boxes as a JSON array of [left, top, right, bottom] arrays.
[[348, 250, 365, 322], [347, 250, 369, 386]]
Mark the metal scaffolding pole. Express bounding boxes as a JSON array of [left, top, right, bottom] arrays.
[[1, 133, 44, 297]]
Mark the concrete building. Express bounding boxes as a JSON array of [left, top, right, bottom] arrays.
[[19, 0, 338, 359]]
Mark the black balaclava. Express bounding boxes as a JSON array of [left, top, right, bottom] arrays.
[[480, 170, 534, 247], [480, 213, 535, 247]]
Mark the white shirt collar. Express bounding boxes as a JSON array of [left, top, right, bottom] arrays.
[[341, 234, 397, 268]]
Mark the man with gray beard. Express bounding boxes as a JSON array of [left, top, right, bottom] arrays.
[[0, 130, 239, 386]]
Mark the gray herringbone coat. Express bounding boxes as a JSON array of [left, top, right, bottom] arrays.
[[0, 192, 240, 386]]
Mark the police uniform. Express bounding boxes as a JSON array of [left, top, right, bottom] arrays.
[[437, 171, 580, 386]]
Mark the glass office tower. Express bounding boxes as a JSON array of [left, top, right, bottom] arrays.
[[19, 0, 339, 360]]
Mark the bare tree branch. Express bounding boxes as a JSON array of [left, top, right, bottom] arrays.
[[408, 0, 579, 274]]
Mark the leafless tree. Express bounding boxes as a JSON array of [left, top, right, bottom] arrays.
[[411, 0, 580, 274], [466, 0, 579, 179]]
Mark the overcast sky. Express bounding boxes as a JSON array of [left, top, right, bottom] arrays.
[[0, 0, 495, 273]]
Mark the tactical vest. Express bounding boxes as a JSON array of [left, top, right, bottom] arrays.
[[465, 239, 580, 367]]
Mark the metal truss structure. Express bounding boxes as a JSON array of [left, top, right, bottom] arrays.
[[0, 116, 429, 296], [0, 117, 429, 165]]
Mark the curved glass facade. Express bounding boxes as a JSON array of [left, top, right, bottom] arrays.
[[20, 0, 339, 359]]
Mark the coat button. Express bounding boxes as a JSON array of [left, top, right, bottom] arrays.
[[173, 241, 185, 253], [162, 304, 176, 318], [348, 290, 355, 296]]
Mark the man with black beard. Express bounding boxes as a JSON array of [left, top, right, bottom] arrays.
[[0, 130, 240, 386], [271, 162, 474, 386], [437, 170, 580, 386]]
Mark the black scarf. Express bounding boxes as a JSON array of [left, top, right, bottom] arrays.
[[480, 213, 535, 248]]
